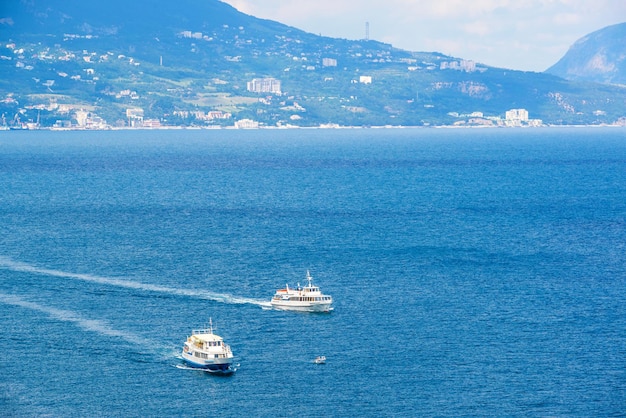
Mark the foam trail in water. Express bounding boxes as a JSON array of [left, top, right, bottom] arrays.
[[0, 256, 268, 307], [0, 292, 153, 347]]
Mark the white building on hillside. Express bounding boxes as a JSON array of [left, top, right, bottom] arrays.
[[505, 108, 529, 122], [504, 108, 542, 127], [234, 118, 259, 129], [247, 78, 281, 94]]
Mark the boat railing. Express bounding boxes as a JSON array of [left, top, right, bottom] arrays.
[[192, 328, 215, 335]]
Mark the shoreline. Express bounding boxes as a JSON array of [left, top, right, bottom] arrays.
[[1, 124, 625, 132]]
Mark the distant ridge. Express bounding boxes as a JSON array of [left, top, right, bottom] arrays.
[[546, 22, 626, 85], [0, 0, 305, 39]]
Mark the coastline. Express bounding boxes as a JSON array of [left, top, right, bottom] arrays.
[[1, 123, 624, 132]]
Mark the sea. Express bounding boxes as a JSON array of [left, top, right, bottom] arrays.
[[0, 127, 625, 417]]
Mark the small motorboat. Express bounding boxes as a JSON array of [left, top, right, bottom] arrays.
[[314, 356, 326, 364]]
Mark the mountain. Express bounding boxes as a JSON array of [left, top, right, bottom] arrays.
[[1, 0, 290, 37], [546, 23, 626, 85], [2, 0, 626, 128]]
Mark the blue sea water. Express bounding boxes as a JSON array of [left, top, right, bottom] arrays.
[[0, 127, 625, 417]]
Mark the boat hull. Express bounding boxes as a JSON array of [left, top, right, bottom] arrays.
[[181, 353, 233, 372], [270, 301, 333, 312]]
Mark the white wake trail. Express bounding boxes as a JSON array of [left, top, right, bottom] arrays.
[[0, 256, 269, 307], [0, 292, 153, 346]]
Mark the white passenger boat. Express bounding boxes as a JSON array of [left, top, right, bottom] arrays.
[[181, 319, 234, 373], [270, 271, 333, 312], [314, 356, 327, 364]]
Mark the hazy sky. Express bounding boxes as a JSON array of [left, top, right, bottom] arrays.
[[222, 0, 625, 72]]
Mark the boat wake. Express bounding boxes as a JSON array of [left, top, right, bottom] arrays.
[[0, 292, 155, 347], [0, 256, 268, 307]]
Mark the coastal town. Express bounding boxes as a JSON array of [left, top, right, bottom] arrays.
[[1, 37, 551, 130], [1, 103, 546, 130]]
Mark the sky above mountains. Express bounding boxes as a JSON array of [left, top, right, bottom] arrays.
[[223, 0, 625, 72]]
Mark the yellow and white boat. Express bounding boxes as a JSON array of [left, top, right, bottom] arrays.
[[181, 319, 234, 373]]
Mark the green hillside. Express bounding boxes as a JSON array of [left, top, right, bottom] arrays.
[[2, 0, 626, 128]]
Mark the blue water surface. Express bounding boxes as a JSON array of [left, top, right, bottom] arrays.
[[1, 127, 625, 417]]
